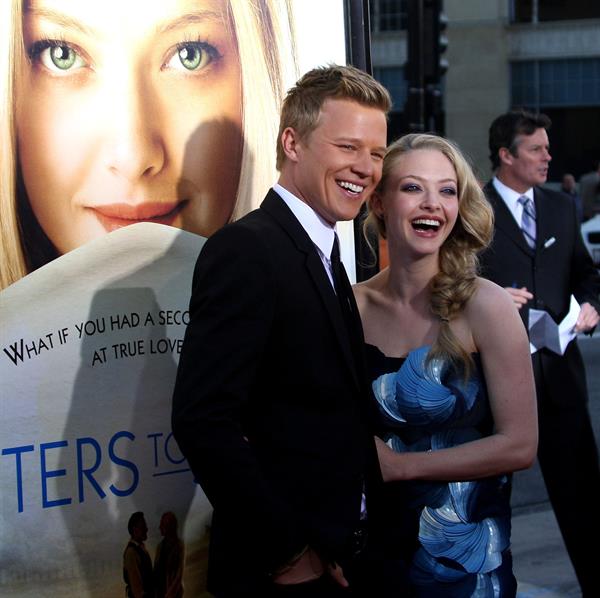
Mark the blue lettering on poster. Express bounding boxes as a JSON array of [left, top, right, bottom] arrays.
[[1, 430, 191, 513]]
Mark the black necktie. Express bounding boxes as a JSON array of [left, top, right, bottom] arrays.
[[330, 235, 348, 306], [330, 234, 356, 330], [330, 235, 367, 392]]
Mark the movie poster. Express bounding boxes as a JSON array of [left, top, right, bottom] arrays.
[[0, 1, 352, 595]]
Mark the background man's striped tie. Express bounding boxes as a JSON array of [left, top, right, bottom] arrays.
[[518, 195, 536, 249]]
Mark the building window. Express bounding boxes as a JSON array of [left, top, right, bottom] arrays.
[[510, 0, 600, 23], [511, 58, 600, 109], [511, 58, 600, 182], [370, 0, 408, 32], [511, 61, 538, 107], [373, 66, 408, 111]]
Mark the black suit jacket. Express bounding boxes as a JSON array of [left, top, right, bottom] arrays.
[[172, 190, 380, 594], [480, 182, 600, 408]]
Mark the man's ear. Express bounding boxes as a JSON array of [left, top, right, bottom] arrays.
[[498, 147, 515, 167], [280, 127, 301, 163]]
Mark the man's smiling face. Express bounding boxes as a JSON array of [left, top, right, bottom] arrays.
[[282, 97, 387, 225]]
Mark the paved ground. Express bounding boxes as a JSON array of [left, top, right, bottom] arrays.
[[513, 505, 580, 597], [511, 333, 599, 597]]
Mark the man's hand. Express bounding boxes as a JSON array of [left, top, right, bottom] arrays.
[[273, 548, 349, 587], [574, 302, 600, 333], [504, 286, 533, 310], [327, 562, 350, 588]]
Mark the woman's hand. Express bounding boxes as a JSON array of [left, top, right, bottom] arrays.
[[375, 436, 401, 482]]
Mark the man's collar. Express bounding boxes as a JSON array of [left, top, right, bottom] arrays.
[[493, 176, 534, 208], [273, 183, 337, 258]]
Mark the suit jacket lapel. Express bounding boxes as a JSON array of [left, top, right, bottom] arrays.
[[260, 191, 360, 388], [533, 187, 552, 251], [485, 182, 535, 256]]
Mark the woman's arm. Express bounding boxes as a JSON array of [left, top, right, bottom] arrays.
[[378, 278, 538, 482]]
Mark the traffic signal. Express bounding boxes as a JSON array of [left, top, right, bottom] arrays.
[[423, 0, 448, 85], [405, 0, 448, 134]]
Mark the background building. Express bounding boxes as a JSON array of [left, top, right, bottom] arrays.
[[370, 0, 600, 182]]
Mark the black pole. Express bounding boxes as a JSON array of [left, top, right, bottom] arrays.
[[406, 0, 425, 132], [345, 0, 379, 282], [345, 0, 372, 72]]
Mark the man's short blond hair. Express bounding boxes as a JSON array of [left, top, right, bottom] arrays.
[[276, 64, 391, 170]]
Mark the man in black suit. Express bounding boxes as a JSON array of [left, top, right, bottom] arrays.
[[479, 110, 600, 597], [172, 65, 392, 597]]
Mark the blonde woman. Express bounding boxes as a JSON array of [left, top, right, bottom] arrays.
[[0, 0, 297, 289], [354, 134, 538, 596]]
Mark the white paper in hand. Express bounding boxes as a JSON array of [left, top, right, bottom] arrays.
[[528, 295, 580, 355]]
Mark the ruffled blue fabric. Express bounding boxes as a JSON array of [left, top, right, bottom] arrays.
[[412, 548, 504, 597], [372, 346, 479, 427], [372, 346, 515, 597], [419, 504, 509, 573]]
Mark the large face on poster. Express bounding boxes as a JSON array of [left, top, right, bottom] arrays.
[[5, 0, 296, 278], [18, 0, 244, 251], [0, 0, 349, 596]]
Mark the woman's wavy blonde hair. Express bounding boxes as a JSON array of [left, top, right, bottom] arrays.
[[365, 133, 494, 375], [0, 0, 24, 289]]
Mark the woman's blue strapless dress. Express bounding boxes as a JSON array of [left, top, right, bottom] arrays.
[[367, 344, 517, 598]]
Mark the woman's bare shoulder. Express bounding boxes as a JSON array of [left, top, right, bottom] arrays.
[[466, 277, 527, 348], [467, 277, 515, 317], [353, 270, 387, 312]]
